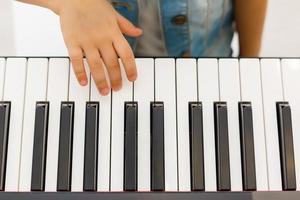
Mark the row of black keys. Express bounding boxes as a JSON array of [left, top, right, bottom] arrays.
[[0, 101, 296, 192]]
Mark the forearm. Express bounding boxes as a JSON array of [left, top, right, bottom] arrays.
[[16, 0, 58, 13], [234, 0, 267, 57]]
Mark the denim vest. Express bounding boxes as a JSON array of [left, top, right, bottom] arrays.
[[111, 0, 235, 57]]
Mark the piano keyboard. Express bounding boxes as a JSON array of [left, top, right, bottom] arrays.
[[0, 57, 300, 200]]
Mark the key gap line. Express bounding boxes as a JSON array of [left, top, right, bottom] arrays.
[[279, 59, 286, 101], [132, 82, 135, 102], [67, 59, 71, 102], [45, 58, 50, 102], [18, 58, 29, 191], [154, 59, 156, 102], [1, 58, 7, 101], [109, 90, 113, 191], [88, 72, 92, 102], [259, 58, 271, 190], [238, 59, 243, 102], [196, 59, 199, 102], [175, 59, 179, 191], [217, 59, 221, 101]]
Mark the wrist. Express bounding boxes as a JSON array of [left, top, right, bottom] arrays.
[[45, 0, 60, 15]]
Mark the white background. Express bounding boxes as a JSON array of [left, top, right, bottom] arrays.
[[0, 0, 300, 57]]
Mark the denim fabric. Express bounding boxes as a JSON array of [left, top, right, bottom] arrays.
[[111, 0, 235, 57], [111, 0, 139, 49]]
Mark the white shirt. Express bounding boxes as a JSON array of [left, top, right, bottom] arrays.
[[134, 0, 167, 56]]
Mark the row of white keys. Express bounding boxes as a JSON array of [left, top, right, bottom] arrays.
[[134, 58, 154, 191], [1, 57, 299, 192], [239, 59, 269, 190], [260, 59, 283, 190], [19, 58, 49, 191], [110, 61, 133, 191], [4, 58, 27, 191], [176, 59, 197, 191], [69, 60, 90, 191], [45, 58, 70, 191], [281, 59, 300, 190], [89, 59, 111, 192], [0, 58, 5, 100], [218, 59, 243, 191], [155, 59, 178, 191], [198, 59, 218, 191]]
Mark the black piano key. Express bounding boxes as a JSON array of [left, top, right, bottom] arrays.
[[276, 102, 296, 191], [0, 102, 10, 191], [31, 102, 49, 191], [150, 102, 165, 191], [238, 102, 257, 191], [214, 102, 231, 191], [189, 102, 205, 191], [57, 102, 74, 191], [124, 102, 138, 191], [83, 102, 99, 191]]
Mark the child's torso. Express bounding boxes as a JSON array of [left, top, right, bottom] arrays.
[[110, 0, 235, 57]]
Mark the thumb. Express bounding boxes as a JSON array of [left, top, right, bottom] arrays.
[[116, 12, 143, 37]]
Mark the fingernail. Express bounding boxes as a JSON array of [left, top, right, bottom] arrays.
[[113, 84, 122, 92], [101, 88, 110, 96], [80, 79, 87, 86], [137, 28, 143, 34], [129, 74, 137, 81]]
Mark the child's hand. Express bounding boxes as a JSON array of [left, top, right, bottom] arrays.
[[52, 0, 142, 95]]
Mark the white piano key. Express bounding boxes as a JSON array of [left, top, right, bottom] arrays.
[[19, 58, 48, 191], [4, 58, 27, 191], [0, 58, 5, 100], [218, 59, 243, 191], [155, 58, 177, 191], [137, 134, 150, 190], [281, 59, 300, 190], [134, 58, 154, 191], [176, 58, 197, 191], [69, 60, 90, 191], [239, 59, 269, 190], [45, 58, 70, 192], [260, 59, 283, 190], [110, 61, 133, 191], [90, 59, 111, 192], [197, 58, 219, 191]]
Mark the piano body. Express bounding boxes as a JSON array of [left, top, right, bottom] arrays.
[[0, 57, 299, 200]]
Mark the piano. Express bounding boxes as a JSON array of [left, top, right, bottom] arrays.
[[0, 57, 299, 200]]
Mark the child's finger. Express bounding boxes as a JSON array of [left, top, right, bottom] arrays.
[[68, 46, 88, 86], [99, 44, 122, 91], [116, 12, 143, 37], [84, 49, 110, 96], [113, 37, 137, 82]]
